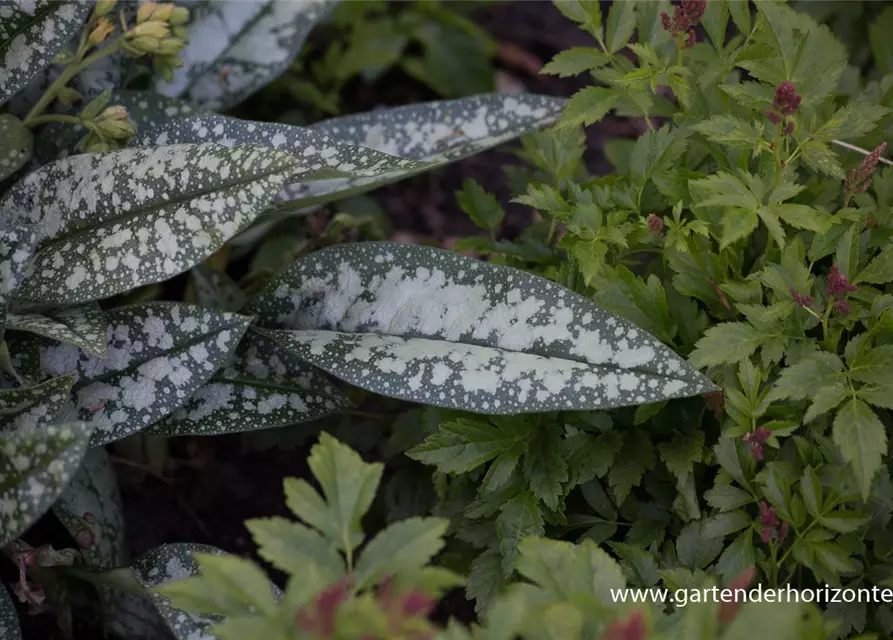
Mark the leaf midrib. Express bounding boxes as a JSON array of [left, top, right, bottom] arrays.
[[0, 3, 59, 54]]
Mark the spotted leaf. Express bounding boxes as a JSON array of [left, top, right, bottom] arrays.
[[0, 114, 31, 182], [0, 420, 93, 546], [53, 448, 126, 569], [129, 115, 426, 205], [0, 223, 38, 336], [8, 304, 108, 357], [31, 302, 252, 446], [155, 0, 336, 110], [246, 243, 717, 414], [0, 1, 90, 106], [0, 144, 303, 304], [147, 331, 349, 437], [0, 584, 20, 640], [274, 93, 567, 210], [0, 373, 74, 430]]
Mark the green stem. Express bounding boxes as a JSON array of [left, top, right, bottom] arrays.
[[24, 41, 123, 127], [773, 121, 784, 189], [24, 114, 83, 127]]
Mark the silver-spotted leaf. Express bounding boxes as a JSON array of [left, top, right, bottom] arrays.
[[131, 543, 224, 640], [0, 584, 20, 640], [129, 115, 426, 205], [0, 373, 74, 430], [0, 114, 32, 181], [31, 302, 252, 446], [8, 304, 108, 357], [278, 94, 566, 210], [53, 448, 126, 569], [247, 243, 716, 414], [0, 420, 93, 546], [0, 1, 90, 105], [0, 144, 302, 304], [0, 223, 38, 336], [155, 0, 336, 110], [147, 331, 349, 437]]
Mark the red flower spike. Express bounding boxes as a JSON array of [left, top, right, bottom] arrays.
[[759, 527, 773, 545], [827, 264, 857, 298], [400, 590, 435, 617], [789, 286, 813, 309], [602, 610, 647, 640], [647, 214, 664, 238], [742, 427, 772, 461], [759, 501, 779, 528], [834, 299, 851, 316], [846, 142, 887, 196], [681, 0, 707, 23], [772, 81, 801, 116], [778, 521, 790, 543], [661, 1, 705, 37], [685, 29, 696, 48], [766, 110, 782, 125]]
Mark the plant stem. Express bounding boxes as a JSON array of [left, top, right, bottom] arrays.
[[23, 114, 82, 127]]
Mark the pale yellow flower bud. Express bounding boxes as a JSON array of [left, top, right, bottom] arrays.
[[94, 0, 116, 17], [129, 35, 160, 53], [151, 3, 175, 22], [94, 118, 137, 140], [88, 18, 115, 46], [130, 20, 169, 39], [169, 6, 189, 26], [137, 2, 156, 23], [99, 106, 129, 121], [157, 37, 184, 56]]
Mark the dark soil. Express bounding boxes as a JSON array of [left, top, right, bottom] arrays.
[[12, 2, 638, 637]]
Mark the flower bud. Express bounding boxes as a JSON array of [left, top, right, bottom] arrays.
[[169, 6, 189, 25], [157, 37, 185, 56], [99, 105, 129, 121], [88, 18, 115, 46], [94, 118, 137, 140], [151, 3, 175, 22], [130, 20, 169, 39], [57, 86, 82, 105], [137, 1, 156, 23], [129, 35, 160, 53], [94, 0, 116, 17]]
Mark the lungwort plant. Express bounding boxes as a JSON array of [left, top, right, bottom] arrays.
[[0, 0, 717, 638]]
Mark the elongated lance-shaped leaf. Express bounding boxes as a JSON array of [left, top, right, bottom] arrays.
[[155, 0, 337, 110], [0, 1, 90, 105], [0, 223, 38, 336], [0, 373, 74, 430], [28, 302, 252, 446], [247, 243, 716, 414], [0, 144, 304, 304], [0, 114, 32, 182], [8, 304, 108, 357], [0, 583, 20, 640], [129, 115, 427, 198], [0, 420, 93, 546], [53, 448, 126, 569], [147, 331, 349, 437], [270, 93, 566, 210]]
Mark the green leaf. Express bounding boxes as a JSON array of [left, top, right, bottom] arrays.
[[814, 103, 891, 142], [249, 243, 715, 414], [466, 549, 505, 613], [29, 302, 251, 446], [605, 0, 636, 53], [553, 0, 602, 35], [870, 6, 893, 75], [609, 541, 659, 587], [354, 517, 449, 589], [155, 1, 335, 110], [53, 448, 126, 570], [408, 417, 529, 474], [541, 47, 608, 77], [457, 179, 505, 233], [496, 493, 545, 577], [0, 145, 300, 304], [147, 331, 349, 437], [558, 86, 619, 128], [630, 125, 689, 188], [0, 374, 74, 430], [701, 510, 752, 539], [833, 399, 887, 500], [0, 583, 20, 639], [0, 114, 31, 182], [728, 0, 751, 34], [689, 323, 766, 368], [658, 429, 705, 481], [856, 246, 893, 284], [608, 431, 655, 503], [723, 601, 807, 640], [800, 466, 822, 519], [0, 1, 90, 105], [245, 516, 343, 582], [523, 428, 568, 511], [0, 421, 93, 546], [720, 208, 760, 250], [8, 305, 108, 357], [692, 115, 764, 151], [284, 433, 383, 553], [769, 351, 847, 421], [704, 484, 752, 512], [849, 345, 893, 385], [515, 537, 625, 604], [799, 139, 845, 180]]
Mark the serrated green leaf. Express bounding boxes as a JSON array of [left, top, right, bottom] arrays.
[[833, 399, 887, 500], [516, 537, 625, 604], [608, 431, 655, 503], [0, 583, 20, 640], [558, 86, 619, 128], [457, 179, 505, 233], [693, 115, 764, 151], [541, 47, 608, 77], [466, 549, 504, 613], [800, 139, 845, 180], [630, 125, 689, 188], [155, 0, 335, 110], [0, 374, 73, 430], [8, 304, 107, 357], [523, 428, 568, 510], [768, 351, 846, 420], [856, 246, 893, 284], [704, 484, 752, 512], [690, 323, 766, 368], [28, 302, 251, 446], [658, 429, 705, 481], [609, 541, 659, 587], [408, 418, 530, 475], [605, 0, 636, 53], [870, 6, 893, 76], [354, 517, 449, 589], [0, 145, 300, 304], [248, 243, 715, 414], [245, 516, 343, 582], [720, 208, 760, 249], [147, 331, 348, 437], [284, 433, 383, 553], [0, 114, 31, 182], [496, 492, 544, 577], [814, 103, 890, 142], [0, 1, 89, 105], [0, 421, 93, 546]]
